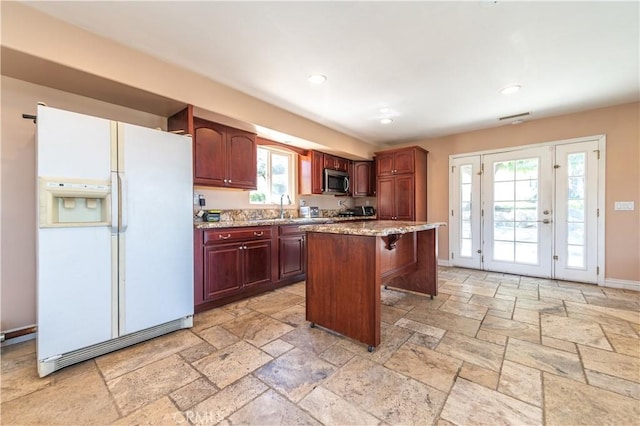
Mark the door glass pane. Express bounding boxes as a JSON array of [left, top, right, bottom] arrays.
[[516, 242, 538, 264], [494, 202, 515, 221], [461, 221, 472, 239], [494, 181, 514, 200], [494, 161, 514, 181], [567, 245, 585, 268], [515, 180, 538, 201], [461, 183, 472, 201], [567, 223, 584, 245], [565, 153, 586, 269], [494, 221, 514, 241], [568, 177, 585, 199], [461, 165, 472, 184], [515, 201, 538, 221], [461, 239, 472, 257], [461, 201, 471, 220], [516, 222, 538, 243], [515, 159, 538, 180], [494, 241, 514, 261]]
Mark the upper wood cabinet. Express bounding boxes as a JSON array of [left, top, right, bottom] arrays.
[[375, 146, 428, 221], [376, 149, 415, 176], [352, 161, 375, 197], [168, 106, 257, 189], [299, 150, 350, 195], [323, 153, 349, 172]]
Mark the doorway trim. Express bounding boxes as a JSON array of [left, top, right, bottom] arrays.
[[448, 134, 606, 285]]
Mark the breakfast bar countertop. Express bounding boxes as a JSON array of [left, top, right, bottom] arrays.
[[300, 220, 446, 237]]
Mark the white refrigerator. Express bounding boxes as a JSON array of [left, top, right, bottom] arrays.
[[36, 105, 194, 377]]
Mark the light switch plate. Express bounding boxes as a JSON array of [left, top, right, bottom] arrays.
[[614, 201, 635, 211]]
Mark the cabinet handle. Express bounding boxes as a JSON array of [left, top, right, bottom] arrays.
[[219, 234, 231, 240], [254, 231, 264, 236], [228, 179, 232, 183], [223, 179, 227, 183]]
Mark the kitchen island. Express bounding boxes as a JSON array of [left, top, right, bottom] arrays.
[[300, 220, 445, 351]]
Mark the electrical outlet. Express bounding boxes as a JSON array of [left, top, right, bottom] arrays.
[[614, 201, 635, 211]]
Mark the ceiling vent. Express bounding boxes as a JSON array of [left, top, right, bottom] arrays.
[[498, 112, 530, 121]]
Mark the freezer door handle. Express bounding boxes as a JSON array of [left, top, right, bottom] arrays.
[[119, 173, 128, 233], [111, 172, 119, 233]]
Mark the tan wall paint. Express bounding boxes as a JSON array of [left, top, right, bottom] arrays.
[[396, 102, 639, 282]]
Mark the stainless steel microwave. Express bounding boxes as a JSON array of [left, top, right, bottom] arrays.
[[323, 169, 349, 195]]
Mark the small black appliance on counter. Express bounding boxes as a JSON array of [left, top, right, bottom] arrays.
[[354, 206, 375, 216]]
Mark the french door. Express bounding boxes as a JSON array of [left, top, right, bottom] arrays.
[[450, 138, 602, 283]]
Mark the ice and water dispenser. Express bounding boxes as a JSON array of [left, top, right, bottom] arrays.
[[39, 177, 111, 227]]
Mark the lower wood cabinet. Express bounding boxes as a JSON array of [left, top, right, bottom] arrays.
[[278, 224, 306, 281], [203, 239, 271, 300], [194, 224, 307, 313]]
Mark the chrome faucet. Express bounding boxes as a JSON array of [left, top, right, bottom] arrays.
[[280, 194, 292, 219]]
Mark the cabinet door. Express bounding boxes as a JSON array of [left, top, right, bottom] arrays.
[[352, 161, 372, 197], [204, 243, 242, 300], [242, 240, 272, 287], [393, 150, 415, 174], [323, 154, 336, 170], [194, 124, 226, 185], [377, 176, 396, 219], [394, 175, 415, 220], [376, 153, 395, 176], [227, 129, 257, 189], [279, 235, 305, 279], [311, 150, 324, 194], [335, 156, 349, 172]]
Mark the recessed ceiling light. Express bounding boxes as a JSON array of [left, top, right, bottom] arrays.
[[307, 74, 327, 84], [380, 118, 393, 125], [500, 85, 521, 95]]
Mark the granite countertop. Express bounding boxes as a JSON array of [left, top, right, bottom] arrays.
[[299, 220, 446, 236], [195, 216, 376, 229]]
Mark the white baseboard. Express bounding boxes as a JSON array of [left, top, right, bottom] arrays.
[[438, 259, 452, 267], [1, 333, 36, 347], [603, 278, 640, 291]]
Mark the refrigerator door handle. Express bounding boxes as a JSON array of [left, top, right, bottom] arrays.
[[119, 173, 128, 233], [111, 172, 119, 233]]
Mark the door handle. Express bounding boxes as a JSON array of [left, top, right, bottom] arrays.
[[537, 219, 552, 224]]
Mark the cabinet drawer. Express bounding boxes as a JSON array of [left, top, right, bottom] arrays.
[[204, 227, 272, 244], [279, 224, 305, 235]]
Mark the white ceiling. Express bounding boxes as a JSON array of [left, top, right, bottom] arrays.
[[22, 1, 640, 145]]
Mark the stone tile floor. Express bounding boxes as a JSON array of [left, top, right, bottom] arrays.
[[2, 267, 639, 425]]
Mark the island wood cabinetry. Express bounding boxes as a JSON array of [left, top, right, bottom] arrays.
[[168, 106, 257, 189], [195, 226, 272, 311], [375, 146, 427, 221], [303, 221, 443, 351], [299, 150, 351, 195], [351, 161, 375, 197]]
